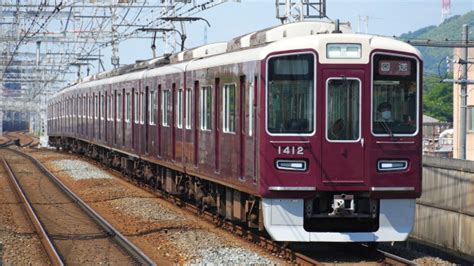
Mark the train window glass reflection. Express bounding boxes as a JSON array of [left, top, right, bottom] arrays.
[[372, 54, 418, 135], [326, 78, 360, 141], [200, 86, 212, 130], [140, 92, 145, 124], [125, 93, 131, 123], [149, 91, 156, 125], [177, 88, 183, 128], [94, 95, 98, 119], [223, 84, 236, 133], [101, 94, 105, 120], [162, 90, 170, 127], [117, 93, 122, 122], [134, 92, 139, 123], [248, 81, 254, 136], [267, 53, 314, 134], [185, 88, 192, 129]]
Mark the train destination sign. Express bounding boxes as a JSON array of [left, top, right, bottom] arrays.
[[378, 60, 412, 76]]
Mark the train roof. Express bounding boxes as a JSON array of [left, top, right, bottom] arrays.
[[54, 20, 421, 99]]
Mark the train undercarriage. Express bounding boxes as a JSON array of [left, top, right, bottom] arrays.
[[50, 136, 263, 230]]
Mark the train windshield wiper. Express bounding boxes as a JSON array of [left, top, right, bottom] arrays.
[[378, 121, 394, 138]]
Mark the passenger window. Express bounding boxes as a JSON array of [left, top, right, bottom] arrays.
[[223, 84, 236, 133], [326, 79, 360, 141], [94, 95, 98, 119], [200, 86, 212, 130], [185, 88, 192, 129], [134, 91, 139, 123], [149, 91, 156, 125], [101, 94, 105, 120], [140, 92, 145, 124], [177, 88, 183, 128], [125, 93, 131, 123], [248, 80, 254, 136], [117, 93, 122, 121], [162, 90, 170, 126]]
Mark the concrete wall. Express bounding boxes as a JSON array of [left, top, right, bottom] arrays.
[[412, 156, 474, 256]]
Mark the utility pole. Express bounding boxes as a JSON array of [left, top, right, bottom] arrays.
[[459, 24, 469, 159]]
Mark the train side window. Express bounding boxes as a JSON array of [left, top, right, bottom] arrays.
[[94, 95, 98, 119], [223, 84, 236, 133], [200, 86, 212, 130], [177, 88, 183, 128], [125, 92, 131, 123], [140, 92, 145, 125], [107, 94, 111, 121], [117, 93, 122, 122], [134, 91, 139, 123], [162, 90, 170, 127], [248, 80, 254, 136], [149, 90, 156, 125], [101, 94, 105, 120], [185, 88, 192, 129]]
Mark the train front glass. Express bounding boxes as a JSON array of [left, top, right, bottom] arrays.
[[372, 54, 418, 136], [267, 53, 315, 134]]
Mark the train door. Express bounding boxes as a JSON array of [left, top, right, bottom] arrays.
[[133, 86, 140, 151], [322, 69, 366, 184]]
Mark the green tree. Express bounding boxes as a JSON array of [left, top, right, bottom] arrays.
[[423, 74, 453, 122]]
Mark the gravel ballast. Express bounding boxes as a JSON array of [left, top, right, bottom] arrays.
[[50, 159, 114, 180]]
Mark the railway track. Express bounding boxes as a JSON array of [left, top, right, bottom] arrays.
[[2, 131, 38, 147], [0, 147, 154, 265], [72, 151, 416, 266]]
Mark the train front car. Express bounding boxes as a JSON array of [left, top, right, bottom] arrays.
[[259, 32, 422, 242]]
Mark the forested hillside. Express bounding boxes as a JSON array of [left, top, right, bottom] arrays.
[[399, 11, 474, 122]]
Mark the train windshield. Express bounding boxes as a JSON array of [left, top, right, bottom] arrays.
[[267, 53, 314, 134], [372, 54, 418, 135]]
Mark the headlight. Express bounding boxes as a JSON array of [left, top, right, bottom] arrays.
[[377, 160, 408, 171], [275, 159, 307, 171]]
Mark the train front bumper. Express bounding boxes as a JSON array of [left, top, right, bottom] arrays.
[[262, 198, 415, 242]]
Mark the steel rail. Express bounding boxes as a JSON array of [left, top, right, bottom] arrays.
[[378, 248, 417, 266], [5, 148, 156, 266], [1, 157, 64, 266]]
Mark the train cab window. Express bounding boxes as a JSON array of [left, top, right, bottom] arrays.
[[267, 53, 315, 134], [125, 92, 131, 123], [162, 90, 171, 127], [372, 54, 418, 136], [223, 84, 236, 133], [185, 88, 192, 129], [200, 86, 212, 130], [149, 91, 156, 125], [326, 78, 360, 141], [177, 88, 183, 128], [117, 93, 122, 122]]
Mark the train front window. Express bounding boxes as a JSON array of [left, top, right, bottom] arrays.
[[267, 53, 314, 134], [372, 54, 418, 135]]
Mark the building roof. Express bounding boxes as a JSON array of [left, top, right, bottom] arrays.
[[423, 115, 440, 123]]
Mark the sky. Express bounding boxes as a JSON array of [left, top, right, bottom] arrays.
[[103, 0, 474, 71]]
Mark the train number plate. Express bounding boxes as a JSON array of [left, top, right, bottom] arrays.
[[277, 146, 304, 155]]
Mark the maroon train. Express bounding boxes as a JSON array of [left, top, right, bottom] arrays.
[[48, 21, 422, 242]]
